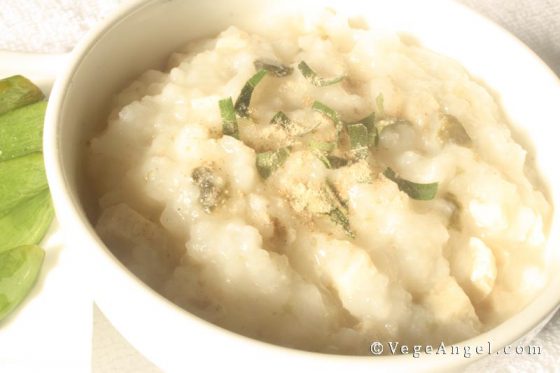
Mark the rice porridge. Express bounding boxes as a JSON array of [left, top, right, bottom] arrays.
[[87, 12, 551, 354]]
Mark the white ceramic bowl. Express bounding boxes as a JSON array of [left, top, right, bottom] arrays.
[[44, 0, 560, 371]]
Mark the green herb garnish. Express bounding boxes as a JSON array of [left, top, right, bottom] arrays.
[[256, 147, 290, 179], [0, 245, 44, 321], [309, 140, 336, 168], [0, 101, 47, 161], [347, 123, 369, 160], [308, 140, 336, 168], [438, 114, 471, 146], [234, 69, 267, 117], [322, 182, 354, 237], [309, 140, 336, 153], [354, 112, 378, 147], [383, 168, 438, 200], [326, 155, 349, 169], [328, 208, 353, 238], [270, 111, 291, 129], [298, 61, 344, 87], [312, 101, 343, 139], [0, 75, 44, 115], [254, 59, 293, 77], [308, 138, 349, 169], [325, 180, 347, 208], [219, 97, 239, 139]]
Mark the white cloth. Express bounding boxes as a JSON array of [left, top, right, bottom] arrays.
[[0, 0, 118, 53], [1, 1, 558, 372]]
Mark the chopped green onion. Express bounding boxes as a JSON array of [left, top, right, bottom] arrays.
[[270, 111, 291, 129], [322, 182, 353, 237], [234, 69, 268, 117], [308, 140, 335, 153], [355, 112, 378, 147], [312, 101, 343, 139], [0, 189, 53, 253], [357, 112, 376, 128], [327, 155, 349, 169], [219, 97, 238, 139], [328, 208, 354, 238], [256, 147, 290, 179], [375, 118, 412, 141], [325, 180, 347, 208], [0, 101, 47, 161], [312, 150, 331, 168], [347, 123, 369, 160], [375, 93, 385, 118], [271, 112, 321, 136], [0, 75, 44, 116], [0, 245, 44, 321], [254, 59, 293, 77], [298, 61, 344, 87], [313, 154, 349, 169], [383, 168, 438, 201], [438, 114, 471, 146], [0, 153, 48, 216], [309, 140, 336, 168]]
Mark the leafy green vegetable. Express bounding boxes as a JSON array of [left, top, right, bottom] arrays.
[[347, 123, 369, 160], [298, 61, 344, 87], [0, 75, 44, 116], [256, 147, 290, 179], [254, 59, 293, 77], [270, 111, 291, 129], [0, 245, 44, 321], [0, 190, 53, 253], [383, 168, 438, 200], [0, 75, 51, 323], [0, 101, 47, 161], [312, 101, 343, 139], [438, 114, 471, 146], [234, 69, 268, 117], [219, 97, 238, 139], [0, 152, 48, 216]]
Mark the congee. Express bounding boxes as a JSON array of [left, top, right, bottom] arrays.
[[88, 12, 551, 354]]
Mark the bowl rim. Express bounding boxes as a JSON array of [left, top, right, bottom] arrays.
[[44, 0, 560, 371]]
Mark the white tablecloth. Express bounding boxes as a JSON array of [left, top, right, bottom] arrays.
[[1, 1, 559, 372]]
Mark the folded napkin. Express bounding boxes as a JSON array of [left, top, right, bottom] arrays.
[[1, 0, 558, 372]]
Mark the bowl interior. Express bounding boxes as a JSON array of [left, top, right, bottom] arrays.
[[47, 0, 560, 371]]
